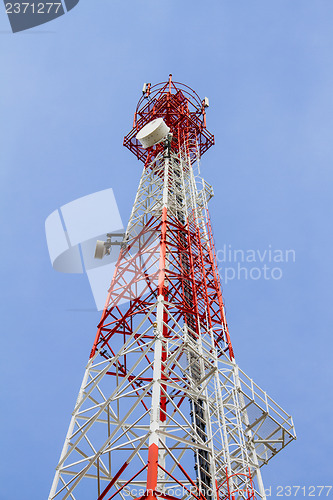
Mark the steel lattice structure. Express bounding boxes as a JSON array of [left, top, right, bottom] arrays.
[[49, 75, 296, 500]]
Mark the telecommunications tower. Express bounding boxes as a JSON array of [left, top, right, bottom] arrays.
[[49, 75, 296, 500]]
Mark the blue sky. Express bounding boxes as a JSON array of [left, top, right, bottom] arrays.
[[1, 1, 333, 498]]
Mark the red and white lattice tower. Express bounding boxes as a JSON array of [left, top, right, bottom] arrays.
[[49, 75, 296, 500]]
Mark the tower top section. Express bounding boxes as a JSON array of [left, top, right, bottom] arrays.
[[123, 74, 215, 164]]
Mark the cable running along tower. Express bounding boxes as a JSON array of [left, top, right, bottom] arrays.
[[49, 76, 296, 500]]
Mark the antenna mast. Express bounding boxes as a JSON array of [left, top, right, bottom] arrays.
[[49, 75, 295, 500]]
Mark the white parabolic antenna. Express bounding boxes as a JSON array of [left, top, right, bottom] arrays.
[[136, 118, 170, 148], [94, 240, 106, 260]]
